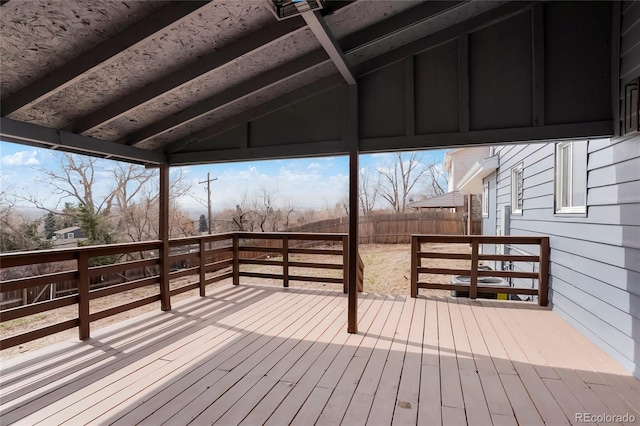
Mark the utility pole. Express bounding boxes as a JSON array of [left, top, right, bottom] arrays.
[[198, 172, 217, 234]]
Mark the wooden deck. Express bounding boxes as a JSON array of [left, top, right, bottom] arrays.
[[1, 285, 638, 425]]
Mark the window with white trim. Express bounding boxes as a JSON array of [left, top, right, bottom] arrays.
[[511, 164, 523, 214], [67, 233, 74, 239], [482, 182, 489, 217], [555, 141, 587, 214]]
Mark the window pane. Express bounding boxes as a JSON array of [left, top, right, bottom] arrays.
[[561, 145, 571, 207], [571, 142, 587, 207], [517, 169, 523, 210]]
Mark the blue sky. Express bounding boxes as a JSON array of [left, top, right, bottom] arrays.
[[0, 140, 446, 214]]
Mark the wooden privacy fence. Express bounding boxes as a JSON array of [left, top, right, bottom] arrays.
[[0, 232, 362, 350], [288, 211, 481, 244], [411, 235, 550, 306]]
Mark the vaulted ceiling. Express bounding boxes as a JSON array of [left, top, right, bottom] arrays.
[[0, 1, 617, 165]]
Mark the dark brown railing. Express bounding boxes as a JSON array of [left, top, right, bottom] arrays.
[[0, 232, 363, 350], [411, 234, 549, 306], [233, 232, 363, 293]]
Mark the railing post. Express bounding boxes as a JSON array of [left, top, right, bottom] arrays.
[[342, 236, 348, 294], [283, 236, 289, 288], [199, 237, 206, 297], [357, 254, 364, 292], [77, 251, 90, 340], [233, 234, 240, 285], [469, 237, 479, 300], [538, 237, 550, 306], [411, 236, 418, 298]]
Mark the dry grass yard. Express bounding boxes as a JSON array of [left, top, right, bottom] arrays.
[[1, 243, 470, 361]]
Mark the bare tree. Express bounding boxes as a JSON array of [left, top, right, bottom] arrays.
[[280, 200, 296, 230], [252, 187, 276, 232], [359, 167, 380, 216], [119, 168, 192, 242], [231, 193, 253, 232], [22, 153, 102, 215], [110, 163, 155, 214], [426, 161, 448, 196], [378, 152, 429, 213]]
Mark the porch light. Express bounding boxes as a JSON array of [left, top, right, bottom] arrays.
[[265, 0, 324, 20]]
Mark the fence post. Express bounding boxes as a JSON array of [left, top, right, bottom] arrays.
[[199, 238, 206, 297], [469, 237, 479, 299], [283, 236, 289, 288], [233, 234, 240, 285], [77, 251, 90, 340], [342, 236, 348, 294], [538, 237, 550, 306], [411, 236, 418, 298]]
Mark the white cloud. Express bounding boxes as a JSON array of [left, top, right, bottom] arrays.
[[1, 150, 40, 166]]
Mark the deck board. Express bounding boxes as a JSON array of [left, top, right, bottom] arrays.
[[1, 285, 638, 426]]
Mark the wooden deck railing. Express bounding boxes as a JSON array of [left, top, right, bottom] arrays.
[[410, 234, 550, 306], [0, 232, 363, 350], [233, 232, 363, 294]]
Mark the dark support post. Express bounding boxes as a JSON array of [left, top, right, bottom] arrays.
[[159, 164, 171, 311], [342, 236, 349, 294], [538, 237, 550, 306], [199, 238, 206, 297], [347, 85, 359, 334], [232, 234, 240, 285], [470, 237, 479, 300], [467, 194, 472, 235], [410, 236, 418, 298], [78, 251, 90, 340], [283, 236, 289, 288]]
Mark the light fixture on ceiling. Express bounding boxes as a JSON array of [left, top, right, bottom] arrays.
[[265, 0, 324, 21]]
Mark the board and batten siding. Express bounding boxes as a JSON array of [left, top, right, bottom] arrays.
[[485, 137, 640, 378]]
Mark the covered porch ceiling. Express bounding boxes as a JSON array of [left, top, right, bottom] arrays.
[[0, 0, 616, 167]]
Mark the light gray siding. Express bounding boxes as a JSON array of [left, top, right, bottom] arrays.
[[486, 136, 640, 378]]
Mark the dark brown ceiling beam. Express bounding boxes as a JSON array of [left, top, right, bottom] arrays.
[[168, 140, 348, 166], [300, 10, 356, 85], [66, 16, 307, 135], [123, 49, 330, 147], [339, 0, 467, 52], [124, 1, 468, 148], [1, 1, 210, 116], [163, 74, 345, 154], [359, 121, 613, 153], [0, 118, 165, 165], [354, 1, 540, 76]]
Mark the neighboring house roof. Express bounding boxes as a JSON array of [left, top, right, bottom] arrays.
[[53, 226, 81, 234], [457, 155, 499, 194], [407, 191, 464, 209]]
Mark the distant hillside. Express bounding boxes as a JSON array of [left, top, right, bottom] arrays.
[[3, 205, 47, 221]]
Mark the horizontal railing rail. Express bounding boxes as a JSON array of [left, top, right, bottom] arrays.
[[232, 232, 362, 292], [410, 234, 549, 306], [0, 232, 364, 350]]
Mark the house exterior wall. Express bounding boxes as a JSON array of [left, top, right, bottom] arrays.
[[483, 136, 640, 378], [445, 146, 491, 192]]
